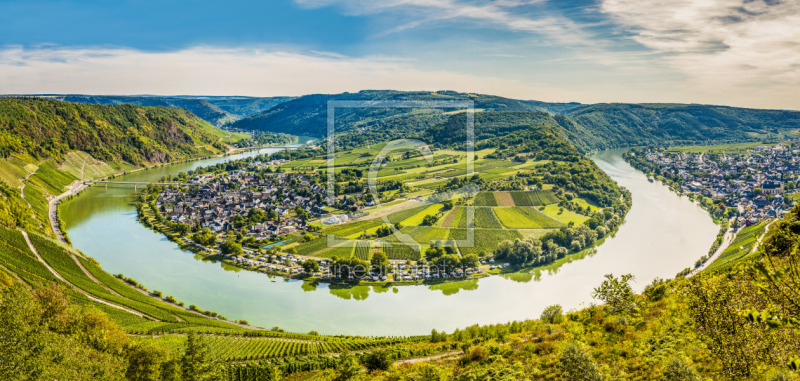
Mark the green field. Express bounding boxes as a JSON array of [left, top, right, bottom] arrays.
[[542, 204, 590, 224], [400, 204, 444, 226]]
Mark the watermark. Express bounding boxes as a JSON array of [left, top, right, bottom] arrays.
[[325, 100, 476, 252]]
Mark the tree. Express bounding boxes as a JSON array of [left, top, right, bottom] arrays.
[[559, 343, 603, 381], [301, 259, 319, 273], [540, 304, 564, 324], [461, 254, 479, 269], [432, 254, 460, 274], [370, 251, 389, 275], [247, 207, 266, 223], [592, 273, 637, 314], [361, 349, 392, 371], [125, 341, 168, 381], [181, 333, 216, 381], [220, 240, 243, 256], [421, 215, 438, 226], [294, 205, 310, 221]]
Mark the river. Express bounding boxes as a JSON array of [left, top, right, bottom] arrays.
[[62, 148, 718, 336]]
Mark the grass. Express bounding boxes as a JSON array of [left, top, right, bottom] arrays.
[[494, 207, 565, 229], [541, 204, 590, 224], [400, 204, 444, 226]]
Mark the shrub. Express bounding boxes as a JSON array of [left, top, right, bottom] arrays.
[[361, 350, 392, 371], [540, 304, 565, 324], [559, 343, 603, 381], [645, 277, 668, 302], [662, 356, 699, 381]]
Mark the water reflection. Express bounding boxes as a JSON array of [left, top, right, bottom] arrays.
[[62, 148, 718, 336]]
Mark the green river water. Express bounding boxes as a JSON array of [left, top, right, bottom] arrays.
[[62, 147, 718, 335]]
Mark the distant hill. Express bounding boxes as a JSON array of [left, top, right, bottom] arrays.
[[227, 90, 544, 137], [227, 90, 800, 151], [564, 103, 800, 149], [30, 95, 294, 126]]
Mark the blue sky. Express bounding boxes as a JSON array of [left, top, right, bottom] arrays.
[[1, 0, 798, 109]]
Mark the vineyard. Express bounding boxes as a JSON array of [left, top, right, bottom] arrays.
[[353, 241, 372, 260], [143, 334, 424, 362], [378, 242, 422, 261], [475, 207, 503, 228], [510, 190, 558, 206], [473, 192, 498, 206]]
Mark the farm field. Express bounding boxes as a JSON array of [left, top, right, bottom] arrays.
[[541, 204, 590, 224], [494, 207, 565, 229]]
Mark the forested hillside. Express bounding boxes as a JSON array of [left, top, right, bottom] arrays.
[[228, 90, 545, 137], [228, 90, 800, 152], [0, 98, 233, 164], [565, 103, 800, 150], [35, 95, 294, 126], [0, 98, 242, 236]]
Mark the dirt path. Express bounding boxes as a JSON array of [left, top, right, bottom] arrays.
[[395, 351, 462, 366], [20, 229, 154, 320], [749, 219, 776, 254], [357, 199, 421, 222]]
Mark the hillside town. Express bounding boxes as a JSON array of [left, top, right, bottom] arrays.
[[629, 144, 800, 225], [156, 166, 330, 238]]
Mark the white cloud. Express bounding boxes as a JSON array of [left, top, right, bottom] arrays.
[[0, 45, 571, 99], [601, 0, 800, 101], [295, 0, 588, 44]]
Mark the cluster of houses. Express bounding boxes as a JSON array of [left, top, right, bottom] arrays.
[[637, 144, 800, 225], [156, 169, 329, 238], [218, 251, 485, 282]]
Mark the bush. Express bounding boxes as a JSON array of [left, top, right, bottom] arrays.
[[559, 343, 603, 381], [662, 356, 699, 381], [361, 350, 392, 371], [540, 304, 564, 324], [645, 277, 668, 302]]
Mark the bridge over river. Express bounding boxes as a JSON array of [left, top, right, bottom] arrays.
[[85, 180, 182, 190]]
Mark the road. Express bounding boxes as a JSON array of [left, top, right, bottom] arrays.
[[48, 180, 88, 243], [693, 217, 736, 274]]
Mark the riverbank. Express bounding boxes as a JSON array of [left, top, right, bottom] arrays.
[[61, 149, 718, 335]]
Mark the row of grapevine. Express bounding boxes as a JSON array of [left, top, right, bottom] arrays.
[[353, 241, 371, 260], [378, 243, 421, 261], [0, 227, 58, 284], [510, 190, 557, 206]]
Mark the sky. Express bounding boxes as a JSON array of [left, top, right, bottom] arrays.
[[0, 0, 798, 109]]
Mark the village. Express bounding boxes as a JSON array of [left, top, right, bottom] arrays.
[[631, 144, 800, 225], [156, 163, 330, 237]]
